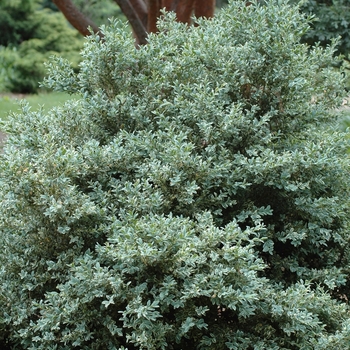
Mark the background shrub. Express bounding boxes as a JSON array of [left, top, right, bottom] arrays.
[[0, 0, 37, 47], [0, 1, 349, 349], [293, 0, 350, 58], [0, 0, 83, 93]]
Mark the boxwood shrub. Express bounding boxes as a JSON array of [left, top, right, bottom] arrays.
[[0, 1, 349, 349]]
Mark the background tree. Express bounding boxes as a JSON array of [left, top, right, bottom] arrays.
[[53, 0, 216, 44], [69, 0, 123, 27], [42, 0, 124, 25], [291, 0, 350, 58], [0, 0, 83, 93], [294, 0, 350, 93], [0, 0, 37, 47]]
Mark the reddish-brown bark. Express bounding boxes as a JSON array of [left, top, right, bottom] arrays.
[[194, 0, 215, 19], [148, 0, 161, 33], [175, 0, 196, 24], [52, 0, 101, 36], [113, 0, 148, 44], [162, 0, 174, 11], [129, 0, 148, 27], [53, 0, 216, 44]]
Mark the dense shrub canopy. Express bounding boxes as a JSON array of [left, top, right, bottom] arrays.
[[0, 1, 350, 349]]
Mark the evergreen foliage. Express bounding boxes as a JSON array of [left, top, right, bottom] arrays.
[[0, 0, 37, 47], [72, 0, 123, 27], [0, 0, 82, 93], [0, 1, 349, 348], [293, 0, 350, 58]]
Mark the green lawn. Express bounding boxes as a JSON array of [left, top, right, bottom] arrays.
[[0, 91, 77, 121]]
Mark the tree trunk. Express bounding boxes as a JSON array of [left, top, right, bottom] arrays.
[[113, 0, 148, 44], [148, 0, 161, 33], [52, 0, 216, 43], [52, 0, 100, 36], [162, 0, 174, 11], [129, 0, 148, 27], [176, 0, 196, 24], [194, 0, 215, 19]]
